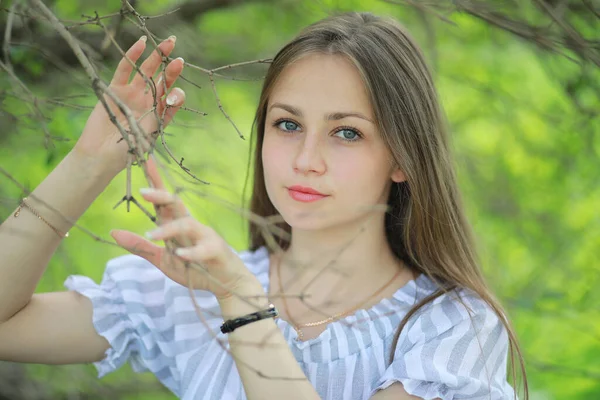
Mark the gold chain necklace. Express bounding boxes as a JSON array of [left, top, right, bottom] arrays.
[[274, 254, 402, 341]]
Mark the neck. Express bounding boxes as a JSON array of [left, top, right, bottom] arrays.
[[275, 212, 406, 308]]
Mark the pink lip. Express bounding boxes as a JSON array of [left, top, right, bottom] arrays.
[[287, 186, 329, 203], [288, 185, 326, 195]]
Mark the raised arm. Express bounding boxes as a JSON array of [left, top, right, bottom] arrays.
[[0, 35, 185, 364], [0, 152, 115, 324]]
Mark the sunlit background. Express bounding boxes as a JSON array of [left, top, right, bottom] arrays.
[[1, 0, 599, 398]]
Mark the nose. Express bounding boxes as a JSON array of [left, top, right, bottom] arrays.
[[292, 132, 326, 176]]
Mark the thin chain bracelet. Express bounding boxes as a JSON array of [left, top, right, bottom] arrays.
[[14, 197, 69, 238]]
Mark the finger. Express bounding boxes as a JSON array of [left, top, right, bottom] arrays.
[[161, 88, 186, 127], [111, 36, 147, 86], [143, 156, 181, 224], [143, 157, 177, 222], [145, 216, 209, 242], [155, 57, 185, 100], [110, 229, 163, 267], [174, 240, 227, 263], [140, 187, 189, 221], [145, 154, 167, 191], [131, 36, 177, 88], [110, 230, 185, 283]]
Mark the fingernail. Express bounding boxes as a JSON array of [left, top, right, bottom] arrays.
[[157, 76, 163, 86], [175, 248, 191, 256], [166, 91, 178, 106], [140, 188, 158, 195], [140, 35, 147, 43], [145, 229, 161, 239], [168, 35, 177, 43], [176, 57, 185, 65]]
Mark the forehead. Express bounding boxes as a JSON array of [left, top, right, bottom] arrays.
[[268, 53, 374, 118]]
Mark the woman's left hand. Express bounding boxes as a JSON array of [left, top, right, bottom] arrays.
[[109, 155, 261, 301]]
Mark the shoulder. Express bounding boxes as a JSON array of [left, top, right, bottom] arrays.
[[401, 283, 507, 349], [63, 253, 180, 391], [377, 283, 516, 399]]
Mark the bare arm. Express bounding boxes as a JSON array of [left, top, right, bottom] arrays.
[[0, 34, 183, 324], [0, 291, 110, 364], [0, 151, 117, 364], [0, 151, 115, 324], [0, 35, 185, 365]]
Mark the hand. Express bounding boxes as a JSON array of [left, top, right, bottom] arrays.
[[109, 155, 261, 301], [73, 36, 186, 176]]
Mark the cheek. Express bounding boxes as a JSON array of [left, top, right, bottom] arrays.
[[261, 133, 285, 181], [330, 161, 361, 186], [332, 149, 390, 196]]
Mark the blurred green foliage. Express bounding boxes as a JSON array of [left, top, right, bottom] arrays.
[[1, 0, 598, 399]]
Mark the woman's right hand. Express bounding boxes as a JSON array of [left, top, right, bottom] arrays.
[[73, 36, 186, 176]]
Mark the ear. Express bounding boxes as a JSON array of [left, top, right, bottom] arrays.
[[391, 167, 406, 183]]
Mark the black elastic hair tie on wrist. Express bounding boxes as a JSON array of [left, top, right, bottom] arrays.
[[220, 304, 279, 334]]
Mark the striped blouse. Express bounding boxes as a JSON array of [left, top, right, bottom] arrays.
[[64, 245, 518, 400]]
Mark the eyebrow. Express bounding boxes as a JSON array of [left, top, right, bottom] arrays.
[[268, 102, 374, 124]]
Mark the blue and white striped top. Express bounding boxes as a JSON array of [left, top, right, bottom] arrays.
[[64, 245, 517, 400]]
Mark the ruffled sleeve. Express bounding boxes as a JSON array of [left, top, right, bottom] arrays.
[[64, 254, 179, 396], [370, 289, 517, 400]]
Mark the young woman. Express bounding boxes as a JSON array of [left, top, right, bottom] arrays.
[[0, 11, 527, 400]]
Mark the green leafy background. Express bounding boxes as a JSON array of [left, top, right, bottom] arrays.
[[1, 0, 598, 398]]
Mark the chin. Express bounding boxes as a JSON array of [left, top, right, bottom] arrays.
[[277, 209, 323, 229], [270, 188, 362, 232], [282, 206, 359, 233]]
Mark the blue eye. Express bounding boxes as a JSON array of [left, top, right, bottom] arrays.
[[334, 129, 360, 142], [271, 119, 363, 143], [275, 120, 300, 132]]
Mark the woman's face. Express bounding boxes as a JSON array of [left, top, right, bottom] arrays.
[[262, 53, 405, 231]]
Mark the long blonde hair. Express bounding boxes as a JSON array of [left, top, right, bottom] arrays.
[[243, 11, 527, 398]]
